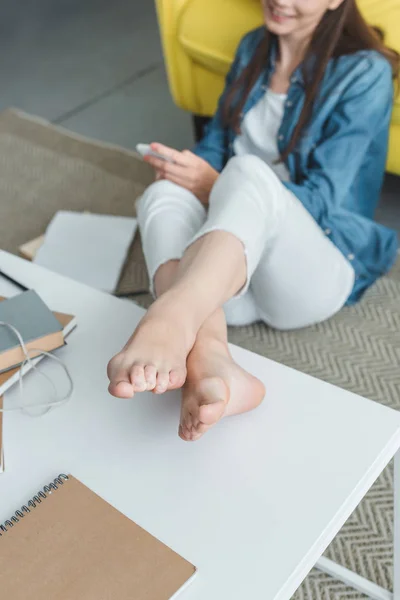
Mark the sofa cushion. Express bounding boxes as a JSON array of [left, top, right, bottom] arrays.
[[359, 0, 400, 124], [178, 0, 263, 75]]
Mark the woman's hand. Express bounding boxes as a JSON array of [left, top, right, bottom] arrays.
[[145, 142, 219, 206]]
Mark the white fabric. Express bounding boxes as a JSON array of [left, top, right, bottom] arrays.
[[136, 155, 355, 330], [234, 89, 290, 182]]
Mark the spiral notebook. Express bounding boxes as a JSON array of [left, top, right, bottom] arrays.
[[0, 474, 196, 599]]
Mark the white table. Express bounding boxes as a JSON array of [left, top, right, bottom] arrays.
[[0, 249, 399, 600]]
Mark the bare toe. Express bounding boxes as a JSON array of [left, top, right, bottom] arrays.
[[107, 355, 135, 399], [179, 424, 188, 441], [131, 364, 147, 392], [154, 371, 170, 394], [179, 423, 191, 441], [144, 365, 157, 390], [108, 380, 134, 399], [179, 378, 228, 442], [180, 406, 195, 440], [169, 368, 186, 389]]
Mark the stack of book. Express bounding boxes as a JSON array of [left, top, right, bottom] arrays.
[[0, 290, 77, 473]]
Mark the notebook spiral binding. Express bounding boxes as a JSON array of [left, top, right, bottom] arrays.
[[0, 474, 69, 536]]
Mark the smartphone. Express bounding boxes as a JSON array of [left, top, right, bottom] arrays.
[[136, 143, 173, 163]]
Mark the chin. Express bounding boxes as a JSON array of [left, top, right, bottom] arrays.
[[265, 19, 297, 36]]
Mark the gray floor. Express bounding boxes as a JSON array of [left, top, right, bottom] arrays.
[[1, 0, 399, 231], [1, 0, 193, 150]]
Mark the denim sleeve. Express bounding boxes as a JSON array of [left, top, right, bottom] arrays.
[[282, 57, 394, 222], [191, 40, 246, 172]]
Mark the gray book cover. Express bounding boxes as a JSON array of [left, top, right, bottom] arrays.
[[0, 290, 62, 355]]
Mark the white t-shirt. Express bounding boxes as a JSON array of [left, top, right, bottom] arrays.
[[234, 89, 290, 182]]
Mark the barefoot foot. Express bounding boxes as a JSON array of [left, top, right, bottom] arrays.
[[179, 338, 265, 442], [107, 294, 198, 399]]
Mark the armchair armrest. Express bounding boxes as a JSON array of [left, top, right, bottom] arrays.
[[155, 0, 199, 112]]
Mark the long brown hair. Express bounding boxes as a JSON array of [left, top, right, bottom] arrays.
[[222, 0, 400, 162]]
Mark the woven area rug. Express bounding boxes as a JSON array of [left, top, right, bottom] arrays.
[[1, 108, 399, 599]]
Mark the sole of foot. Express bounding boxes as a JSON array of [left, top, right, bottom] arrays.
[[107, 301, 197, 398], [179, 340, 265, 442]]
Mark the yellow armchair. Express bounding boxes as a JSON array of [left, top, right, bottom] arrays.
[[155, 0, 400, 175]]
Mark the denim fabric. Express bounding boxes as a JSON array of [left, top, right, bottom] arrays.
[[193, 27, 398, 304]]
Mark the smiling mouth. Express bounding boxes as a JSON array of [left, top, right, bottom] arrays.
[[269, 3, 295, 20]]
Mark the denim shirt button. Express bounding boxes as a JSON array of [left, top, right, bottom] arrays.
[[278, 134, 284, 141], [324, 228, 331, 235], [286, 100, 293, 107], [262, 84, 268, 91], [348, 253, 355, 261]]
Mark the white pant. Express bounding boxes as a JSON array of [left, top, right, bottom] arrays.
[[136, 155, 355, 330]]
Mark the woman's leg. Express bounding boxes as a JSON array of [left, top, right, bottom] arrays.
[[152, 260, 265, 442], [136, 179, 207, 296], [249, 188, 355, 330], [108, 155, 282, 398], [108, 180, 206, 398]]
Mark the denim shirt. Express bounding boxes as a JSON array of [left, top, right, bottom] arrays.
[[193, 27, 398, 305]]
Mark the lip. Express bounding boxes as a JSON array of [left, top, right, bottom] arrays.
[[268, 3, 295, 23]]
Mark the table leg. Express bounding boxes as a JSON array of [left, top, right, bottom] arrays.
[[315, 556, 392, 600], [315, 449, 400, 600]]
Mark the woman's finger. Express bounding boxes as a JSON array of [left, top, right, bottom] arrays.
[[144, 155, 174, 171], [181, 149, 205, 166], [181, 149, 197, 159], [162, 162, 193, 180], [145, 156, 190, 180], [150, 142, 191, 166]]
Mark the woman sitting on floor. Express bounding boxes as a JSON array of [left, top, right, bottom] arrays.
[[108, 0, 399, 441]]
